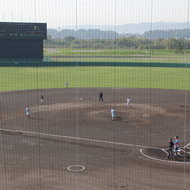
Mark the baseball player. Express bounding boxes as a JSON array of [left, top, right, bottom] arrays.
[[166, 138, 174, 159], [40, 95, 44, 105], [126, 97, 131, 108], [25, 105, 30, 118], [99, 92, 104, 102], [110, 107, 115, 121], [173, 136, 179, 159], [65, 80, 68, 88]]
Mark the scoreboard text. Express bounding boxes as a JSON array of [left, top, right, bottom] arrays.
[[0, 22, 47, 39]]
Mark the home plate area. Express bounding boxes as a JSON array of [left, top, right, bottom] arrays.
[[142, 147, 190, 162]]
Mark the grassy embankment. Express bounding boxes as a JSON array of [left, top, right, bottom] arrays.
[[44, 48, 190, 63]]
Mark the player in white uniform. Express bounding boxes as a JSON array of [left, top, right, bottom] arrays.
[[126, 97, 131, 108], [65, 81, 68, 88], [173, 136, 179, 159], [25, 106, 30, 118], [110, 107, 115, 121], [40, 95, 44, 105]]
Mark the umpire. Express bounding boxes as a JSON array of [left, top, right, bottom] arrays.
[[99, 92, 104, 102], [166, 138, 174, 159]]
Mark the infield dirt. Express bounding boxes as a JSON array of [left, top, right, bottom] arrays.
[[0, 87, 189, 190]]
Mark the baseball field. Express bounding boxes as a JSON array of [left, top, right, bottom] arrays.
[[0, 65, 190, 190]]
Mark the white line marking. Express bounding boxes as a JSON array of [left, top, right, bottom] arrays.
[[0, 128, 162, 149], [161, 148, 168, 154], [184, 143, 190, 149], [140, 149, 190, 164], [178, 149, 190, 155], [178, 153, 184, 157], [1, 128, 190, 164], [161, 148, 169, 157], [67, 165, 85, 172]]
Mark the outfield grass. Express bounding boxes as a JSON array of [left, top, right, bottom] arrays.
[[0, 66, 190, 91]]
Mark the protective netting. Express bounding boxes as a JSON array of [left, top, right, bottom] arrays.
[[0, 0, 190, 189]]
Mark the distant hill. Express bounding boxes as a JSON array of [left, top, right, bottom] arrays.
[[142, 29, 190, 39], [48, 21, 190, 34], [47, 21, 190, 39], [116, 21, 190, 34], [47, 29, 125, 39]]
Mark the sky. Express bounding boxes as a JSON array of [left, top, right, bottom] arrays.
[[0, 0, 190, 29]]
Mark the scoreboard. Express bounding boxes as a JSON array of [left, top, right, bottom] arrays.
[[0, 22, 47, 61], [0, 22, 47, 39]]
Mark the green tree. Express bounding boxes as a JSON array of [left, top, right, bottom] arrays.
[[175, 41, 183, 54]]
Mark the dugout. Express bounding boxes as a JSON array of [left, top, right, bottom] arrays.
[[0, 22, 47, 62]]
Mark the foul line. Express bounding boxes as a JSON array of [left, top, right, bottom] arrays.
[[0, 128, 162, 150], [1, 128, 190, 164], [184, 143, 190, 149]]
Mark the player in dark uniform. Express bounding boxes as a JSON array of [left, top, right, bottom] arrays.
[[99, 92, 104, 102], [166, 138, 174, 159]]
